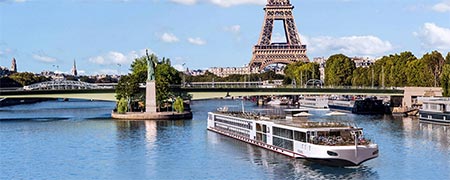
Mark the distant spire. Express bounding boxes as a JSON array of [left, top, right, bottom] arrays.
[[71, 59, 78, 76], [10, 58, 17, 73]]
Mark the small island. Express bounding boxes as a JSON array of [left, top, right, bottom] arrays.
[[111, 50, 192, 120]]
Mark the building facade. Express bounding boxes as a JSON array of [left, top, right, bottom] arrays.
[[351, 57, 375, 68], [208, 66, 260, 77]]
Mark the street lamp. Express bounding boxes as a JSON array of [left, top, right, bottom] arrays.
[[117, 63, 121, 75]]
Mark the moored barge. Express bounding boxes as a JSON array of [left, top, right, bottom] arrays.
[[419, 98, 450, 124]]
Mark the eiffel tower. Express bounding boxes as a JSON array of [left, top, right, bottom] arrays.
[[249, 0, 309, 70]]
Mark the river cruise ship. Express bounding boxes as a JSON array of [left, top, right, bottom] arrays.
[[298, 96, 329, 109], [207, 111, 379, 166], [419, 98, 450, 124]]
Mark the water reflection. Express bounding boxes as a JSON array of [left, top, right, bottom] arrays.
[[115, 120, 191, 148], [113, 120, 192, 178], [418, 121, 450, 152]]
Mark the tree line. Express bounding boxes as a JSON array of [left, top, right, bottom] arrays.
[[185, 70, 285, 83], [282, 51, 450, 96]]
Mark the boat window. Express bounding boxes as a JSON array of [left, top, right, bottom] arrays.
[[273, 136, 293, 151], [263, 125, 267, 133], [256, 133, 263, 141], [256, 123, 262, 132], [294, 131, 306, 142], [306, 131, 310, 143], [273, 127, 293, 139]]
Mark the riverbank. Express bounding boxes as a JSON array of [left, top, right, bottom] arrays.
[[0, 97, 55, 107]]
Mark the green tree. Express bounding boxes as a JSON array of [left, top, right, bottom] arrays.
[[405, 59, 434, 87], [441, 64, 450, 97], [283, 62, 319, 86], [421, 51, 445, 87], [325, 54, 355, 86], [351, 67, 371, 87], [173, 97, 184, 113], [115, 74, 140, 102], [0, 77, 22, 87], [445, 52, 450, 65], [155, 62, 181, 105], [387, 52, 417, 87], [9, 72, 50, 86], [117, 98, 128, 114]]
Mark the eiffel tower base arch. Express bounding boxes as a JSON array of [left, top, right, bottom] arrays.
[[249, 0, 309, 70]]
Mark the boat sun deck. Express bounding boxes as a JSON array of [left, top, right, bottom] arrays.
[[214, 111, 371, 146], [215, 111, 350, 128]]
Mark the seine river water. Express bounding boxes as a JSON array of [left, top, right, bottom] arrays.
[[1, 99, 449, 179]]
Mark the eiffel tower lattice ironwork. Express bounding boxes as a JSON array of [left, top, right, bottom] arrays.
[[249, 0, 309, 70]]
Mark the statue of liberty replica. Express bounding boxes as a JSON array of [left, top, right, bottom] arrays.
[[145, 49, 157, 113]]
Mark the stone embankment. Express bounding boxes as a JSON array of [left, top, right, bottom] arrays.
[[111, 111, 193, 120]]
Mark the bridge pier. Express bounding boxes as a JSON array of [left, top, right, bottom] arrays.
[[402, 87, 442, 108]]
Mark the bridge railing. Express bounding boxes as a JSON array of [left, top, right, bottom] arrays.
[[174, 82, 402, 90]]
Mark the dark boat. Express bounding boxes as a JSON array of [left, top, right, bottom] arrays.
[[329, 98, 386, 115]]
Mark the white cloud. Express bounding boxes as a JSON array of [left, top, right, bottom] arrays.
[[89, 49, 152, 65], [172, 64, 185, 71], [33, 54, 57, 63], [224, 25, 241, 33], [187, 37, 206, 45], [209, 0, 265, 7], [414, 23, 450, 50], [0, 48, 16, 57], [224, 25, 242, 41], [160, 32, 179, 43], [432, 1, 450, 13], [306, 35, 393, 56], [170, 0, 197, 5]]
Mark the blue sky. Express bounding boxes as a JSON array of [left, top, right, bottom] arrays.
[[1, 0, 450, 75]]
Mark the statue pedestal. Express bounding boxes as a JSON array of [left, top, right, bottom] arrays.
[[146, 80, 157, 113]]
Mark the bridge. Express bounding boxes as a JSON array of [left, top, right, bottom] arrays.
[[0, 89, 117, 101], [0, 86, 404, 102], [179, 87, 403, 100]]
